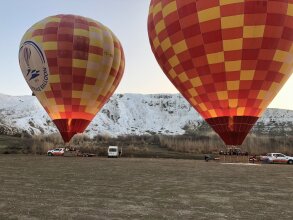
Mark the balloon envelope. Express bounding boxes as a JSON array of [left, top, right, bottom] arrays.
[[19, 14, 125, 142], [148, 0, 293, 145]]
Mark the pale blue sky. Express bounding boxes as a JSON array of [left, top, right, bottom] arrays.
[[0, 0, 292, 110]]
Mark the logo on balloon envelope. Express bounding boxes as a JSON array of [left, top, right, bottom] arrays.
[[19, 41, 50, 92]]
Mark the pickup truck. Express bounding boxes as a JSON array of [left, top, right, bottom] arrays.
[[260, 153, 293, 164]]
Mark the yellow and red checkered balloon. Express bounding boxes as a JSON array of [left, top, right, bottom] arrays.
[[148, 0, 293, 145], [19, 15, 125, 142]]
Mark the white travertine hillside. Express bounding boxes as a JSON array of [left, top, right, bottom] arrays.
[[0, 93, 293, 137]]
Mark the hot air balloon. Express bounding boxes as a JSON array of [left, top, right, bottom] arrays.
[[19, 14, 125, 143], [148, 0, 293, 145]]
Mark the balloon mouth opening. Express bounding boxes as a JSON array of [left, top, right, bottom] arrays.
[[59, 132, 78, 143], [206, 116, 259, 145], [53, 119, 91, 143]]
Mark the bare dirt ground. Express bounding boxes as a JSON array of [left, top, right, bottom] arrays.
[[0, 155, 292, 220]]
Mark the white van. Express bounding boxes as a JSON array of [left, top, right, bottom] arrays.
[[107, 146, 122, 158]]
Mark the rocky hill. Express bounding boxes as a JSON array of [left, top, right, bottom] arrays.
[[0, 93, 292, 138]]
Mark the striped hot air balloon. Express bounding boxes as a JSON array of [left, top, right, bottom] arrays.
[[148, 0, 293, 145], [19, 14, 125, 143]]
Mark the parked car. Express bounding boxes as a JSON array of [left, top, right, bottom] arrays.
[[260, 153, 293, 164], [47, 148, 65, 156], [107, 146, 122, 158]]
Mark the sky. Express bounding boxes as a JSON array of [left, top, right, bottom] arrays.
[[0, 0, 292, 110]]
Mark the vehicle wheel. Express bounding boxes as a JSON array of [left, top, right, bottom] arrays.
[[288, 160, 293, 165], [48, 152, 53, 156]]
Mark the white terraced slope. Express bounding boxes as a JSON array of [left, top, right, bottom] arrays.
[[0, 93, 293, 137]]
